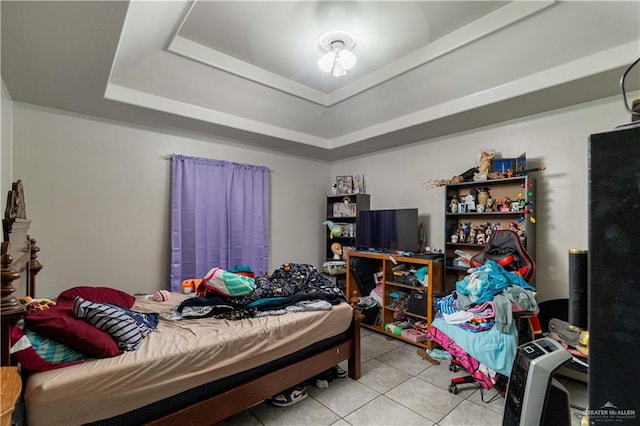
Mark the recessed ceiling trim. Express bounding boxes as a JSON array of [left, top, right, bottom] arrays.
[[109, 0, 193, 76], [329, 40, 640, 149], [168, 35, 331, 106], [166, 0, 554, 107], [104, 83, 330, 149], [327, 0, 555, 105], [105, 40, 638, 153]]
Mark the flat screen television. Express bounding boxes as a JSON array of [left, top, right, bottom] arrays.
[[356, 208, 419, 253]]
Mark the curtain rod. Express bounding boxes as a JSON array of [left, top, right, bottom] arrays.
[[163, 154, 273, 172]]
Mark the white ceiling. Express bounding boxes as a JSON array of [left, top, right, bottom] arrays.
[[2, 1, 640, 161], [170, 1, 509, 101]]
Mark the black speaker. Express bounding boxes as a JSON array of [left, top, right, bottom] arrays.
[[568, 249, 588, 330], [588, 126, 640, 424]]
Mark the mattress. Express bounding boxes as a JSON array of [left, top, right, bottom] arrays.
[[25, 292, 353, 426]]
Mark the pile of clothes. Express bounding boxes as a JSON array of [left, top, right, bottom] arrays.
[[173, 263, 346, 320]]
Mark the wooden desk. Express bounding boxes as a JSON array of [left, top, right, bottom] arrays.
[[1, 367, 21, 426]]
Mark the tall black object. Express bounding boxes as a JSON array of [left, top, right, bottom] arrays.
[[588, 125, 640, 424], [568, 249, 588, 329]]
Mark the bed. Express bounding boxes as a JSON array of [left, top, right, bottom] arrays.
[[1, 182, 362, 426]]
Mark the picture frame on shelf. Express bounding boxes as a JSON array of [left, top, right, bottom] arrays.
[[352, 175, 364, 194], [516, 153, 527, 173], [336, 176, 353, 195], [333, 198, 355, 217], [490, 158, 517, 177]]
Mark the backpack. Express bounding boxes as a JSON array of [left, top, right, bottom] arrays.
[[469, 230, 535, 283]]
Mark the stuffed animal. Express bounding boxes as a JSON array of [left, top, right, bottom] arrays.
[[322, 221, 344, 239], [152, 289, 171, 302], [23, 297, 56, 315], [181, 279, 202, 294]]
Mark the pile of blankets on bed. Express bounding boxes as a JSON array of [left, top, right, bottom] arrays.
[[174, 263, 346, 320]]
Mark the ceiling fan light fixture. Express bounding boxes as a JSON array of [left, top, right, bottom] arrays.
[[318, 51, 336, 73], [317, 31, 357, 78], [331, 57, 347, 78], [337, 48, 357, 70]]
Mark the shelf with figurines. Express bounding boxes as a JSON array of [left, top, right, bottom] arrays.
[[324, 193, 369, 262], [424, 150, 544, 290]]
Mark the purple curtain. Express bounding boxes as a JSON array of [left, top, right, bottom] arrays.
[[170, 155, 270, 291]]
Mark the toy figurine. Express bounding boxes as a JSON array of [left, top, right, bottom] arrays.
[[322, 221, 344, 239], [517, 227, 526, 244], [462, 193, 476, 211], [477, 188, 490, 208], [478, 151, 494, 174], [499, 196, 512, 212], [476, 231, 486, 246], [449, 196, 459, 213], [462, 222, 471, 243], [469, 226, 477, 244], [487, 196, 495, 211], [457, 223, 465, 243]]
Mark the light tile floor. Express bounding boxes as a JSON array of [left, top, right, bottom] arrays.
[[217, 327, 588, 426]]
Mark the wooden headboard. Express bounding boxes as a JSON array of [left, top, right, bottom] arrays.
[[1, 180, 43, 366]]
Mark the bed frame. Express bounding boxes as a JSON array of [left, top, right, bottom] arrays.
[[2, 181, 42, 366], [146, 318, 361, 425], [0, 181, 362, 425]]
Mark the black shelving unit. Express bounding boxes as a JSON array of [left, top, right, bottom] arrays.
[[444, 176, 536, 290], [324, 194, 370, 260]]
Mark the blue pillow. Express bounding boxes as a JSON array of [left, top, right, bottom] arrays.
[[73, 296, 159, 351]]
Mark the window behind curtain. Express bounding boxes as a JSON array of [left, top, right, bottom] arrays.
[[170, 155, 270, 291]]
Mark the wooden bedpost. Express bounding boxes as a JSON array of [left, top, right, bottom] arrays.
[[1, 242, 25, 366], [348, 291, 363, 379], [29, 237, 42, 296], [1, 181, 37, 366]]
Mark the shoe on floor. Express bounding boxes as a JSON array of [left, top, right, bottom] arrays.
[[269, 384, 308, 407], [315, 379, 329, 389], [333, 365, 347, 379]]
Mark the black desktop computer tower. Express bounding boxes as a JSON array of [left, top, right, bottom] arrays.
[[588, 125, 640, 424]]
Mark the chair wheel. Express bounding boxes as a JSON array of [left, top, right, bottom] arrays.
[[449, 364, 458, 372], [448, 384, 459, 394]]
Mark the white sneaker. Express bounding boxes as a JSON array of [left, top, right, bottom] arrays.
[[315, 379, 329, 389], [333, 365, 347, 378], [270, 385, 308, 407]]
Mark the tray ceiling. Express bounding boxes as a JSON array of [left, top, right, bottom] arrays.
[[2, 1, 639, 161]]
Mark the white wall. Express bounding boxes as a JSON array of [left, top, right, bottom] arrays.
[[10, 92, 638, 301], [333, 93, 638, 302], [11, 103, 332, 297], [1, 78, 13, 198]]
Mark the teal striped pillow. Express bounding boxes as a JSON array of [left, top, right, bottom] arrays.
[[24, 326, 85, 364]]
